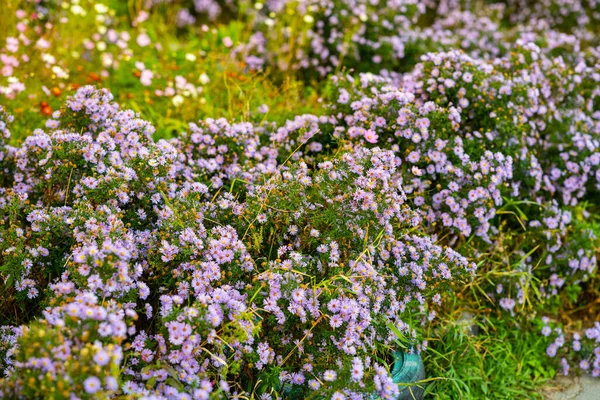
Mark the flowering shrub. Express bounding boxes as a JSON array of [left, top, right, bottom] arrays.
[[0, 88, 474, 398], [541, 314, 600, 378], [4, 0, 600, 397], [322, 73, 514, 243], [400, 44, 600, 304], [239, 0, 424, 76], [0, 295, 133, 399], [408, 44, 600, 206], [233, 146, 475, 397]]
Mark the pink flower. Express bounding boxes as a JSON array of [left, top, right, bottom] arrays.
[[36, 38, 50, 49], [135, 11, 149, 25], [364, 129, 378, 143], [137, 33, 151, 47], [140, 70, 153, 86], [222, 36, 233, 48], [6, 37, 19, 53]]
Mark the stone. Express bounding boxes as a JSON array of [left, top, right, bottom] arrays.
[[545, 375, 600, 400]]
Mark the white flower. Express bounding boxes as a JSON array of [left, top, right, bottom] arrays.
[[94, 3, 109, 13], [172, 95, 184, 107], [199, 73, 210, 85]]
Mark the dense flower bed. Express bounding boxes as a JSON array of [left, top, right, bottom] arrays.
[[0, 88, 475, 398], [2, 0, 600, 398]]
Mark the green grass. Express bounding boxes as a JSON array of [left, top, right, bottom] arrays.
[[424, 314, 552, 399]]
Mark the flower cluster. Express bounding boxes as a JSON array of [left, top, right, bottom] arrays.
[[0, 293, 134, 399], [541, 316, 600, 379], [230, 145, 474, 398], [324, 73, 514, 243], [5, 0, 600, 394], [0, 87, 474, 398], [400, 43, 600, 305]]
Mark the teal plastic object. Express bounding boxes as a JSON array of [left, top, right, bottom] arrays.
[[391, 350, 426, 400]]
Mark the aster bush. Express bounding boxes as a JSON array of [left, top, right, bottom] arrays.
[[0, 295, 132, 399], [3, 0, 600, 398], [402, 44, 600, 307], [0, 88, 475, 398]]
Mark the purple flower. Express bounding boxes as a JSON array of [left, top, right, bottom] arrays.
[[541, 326, 551, 337], [323, 370, 337, 382], [93, 350, 110, 366], [83, 376, 101, 393]]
